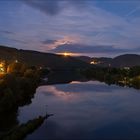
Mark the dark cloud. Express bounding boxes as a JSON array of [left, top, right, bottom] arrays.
[[0, 30, 14, 35], [41, 39, 57, 44], [50, 44, 129, 53], [22, 0, 88, 16], [11, 39, 29, 44], [23, 0, 61, 15]]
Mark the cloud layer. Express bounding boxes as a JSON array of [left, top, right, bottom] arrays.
[[23, 0, 88, 16], [50, 44, 128, 53], [0, 0, 140, 57]]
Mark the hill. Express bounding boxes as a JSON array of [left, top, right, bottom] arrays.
[[75, 56, 91, 63], [76, 54, 140, 68], [111, 54, 140, 67], [0, 45, 90, 70], [95, 54, 140, 67], [0, 46, 140, 69]]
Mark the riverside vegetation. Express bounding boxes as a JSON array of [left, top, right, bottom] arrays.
[[0, 61, 50, 113], [0, 60, 50, 140], [81, 66, 140, 89], [1, 114, 53, 140]]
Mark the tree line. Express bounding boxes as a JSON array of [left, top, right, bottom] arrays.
[[80, 66, 140, 89]]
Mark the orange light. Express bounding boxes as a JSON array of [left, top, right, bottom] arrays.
[[0, 62, 5, 74], [57, 52, 80, 57], [90, 61, 95, 64], [90, 60, 100, 65], [64, 52, 69, 56]]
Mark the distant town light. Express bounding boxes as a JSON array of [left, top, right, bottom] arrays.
[[90, 61, 96, 64], [123, 67, 130, 70], [15, 60, 18, 63], [0, 62, 5, 74], [90, 60, 99, 65]]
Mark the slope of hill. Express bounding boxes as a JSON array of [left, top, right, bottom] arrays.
[[75, 56, 91, 63], [76, 54, 140, 67], [0, 45, 90, 70], [92, 57, 112, 67], [111, 54, 140, 67], [95, 54, 140, 67]]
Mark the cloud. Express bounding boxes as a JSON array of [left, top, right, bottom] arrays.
[[10, 38, 29, 44], [22, 0, 89, 16], [0, 30, 14, 35], [41, 36, 80, 50], [42, 39, 57, 44], [49, 44, 130, 54], [125, 6, 140, 17], [22, 0, 61, 15], [1, 0, 140, 56]]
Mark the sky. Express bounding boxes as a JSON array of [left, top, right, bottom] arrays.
[[0, 0, 140, 57]]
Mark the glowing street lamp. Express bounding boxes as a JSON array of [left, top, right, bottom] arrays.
[[0, 62, 6, 74]]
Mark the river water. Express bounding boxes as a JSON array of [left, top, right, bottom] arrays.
[[18, 80, 140, 140]]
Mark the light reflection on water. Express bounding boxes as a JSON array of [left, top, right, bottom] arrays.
[[18, 81, 140, 140]]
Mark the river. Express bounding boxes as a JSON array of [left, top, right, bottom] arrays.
[[18, 79, 140, 140]]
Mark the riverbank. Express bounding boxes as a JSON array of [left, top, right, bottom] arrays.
[[80, 66, 140, 89], [0, 61, 51, 139], [0, 61, 50, 113], [1, 114, 53, 140]]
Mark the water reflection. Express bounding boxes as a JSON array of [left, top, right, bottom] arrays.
[[44, 70, 88, 85], [18, 81, 140, 140]]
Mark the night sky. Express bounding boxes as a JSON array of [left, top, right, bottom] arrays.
[[0, 0, 140, 57]]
